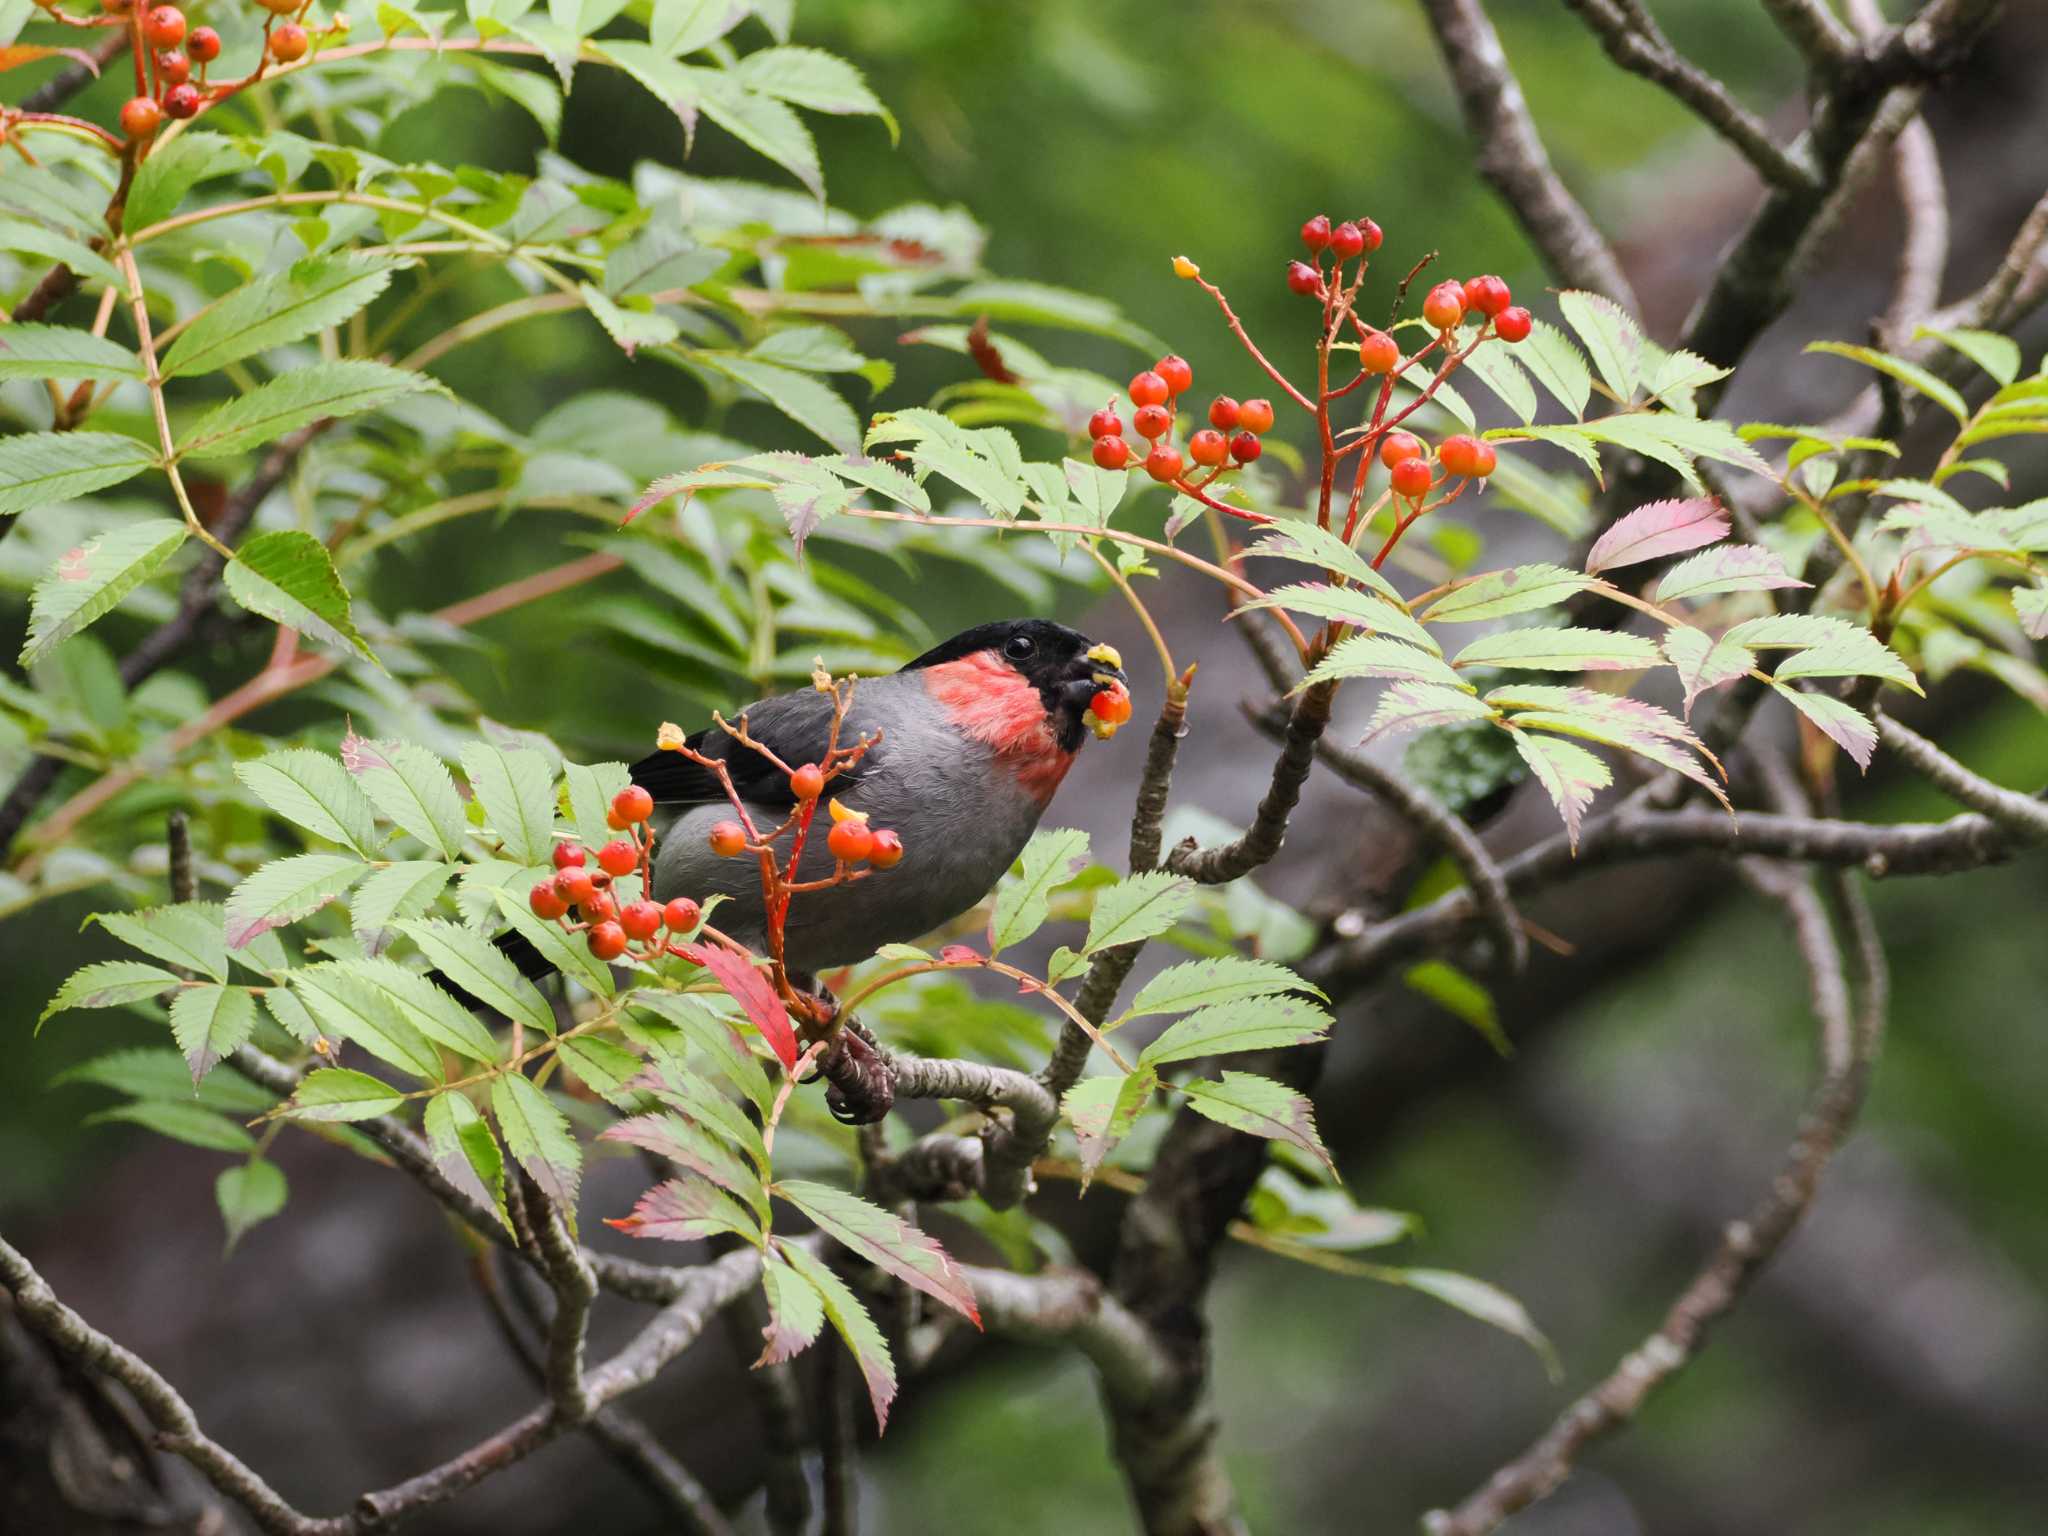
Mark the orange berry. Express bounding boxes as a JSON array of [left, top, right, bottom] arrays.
[[1380, 431, 1425, 468], [827, 818, 874, 863], [1390, 458, 1433, 500], [268, 22, 308, 61], [1208, 396, 1240, 431], [529, 881, 568, 920], [142, 4, 184, 48], [868, 829, 904, 869], [1144, 444, 1184, 483], [555, 868, 597, 907], [597, 838, 639, 878], [663, 897, 701, 931], [1462, 274, 1512, 318], [1188, 428, 1228, 467], [790, 763, 825, 801], [1238, 398, 1275, 434], [708, 821, 747, 857], [552, 842, 586, 870], [1357, 329, 1400, 375], [619, 900, 662, 941], [1132, 403, 1172, 440], [1440, 435, 1498, 479], [1494, 306, 1533, 343], [587, 922, 627, 961], [119, 96, 162, 138], [1092, 436, 1131, 470], [1129, 370, 1168, 407], [612, 785, 654, 824], [1422, 281, 1466, 331], [1155, 355, 1193, 396]]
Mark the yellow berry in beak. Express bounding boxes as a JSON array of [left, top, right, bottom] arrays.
[[1085, 641, 1123, 672]]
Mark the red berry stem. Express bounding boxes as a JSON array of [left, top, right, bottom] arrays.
[[1184, 268, 1313, 412]]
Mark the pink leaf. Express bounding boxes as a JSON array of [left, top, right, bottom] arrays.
[[675, 941, 799, 1070], [1584, 498, 1728, 574], [603, 1177, 758, 1244], [777, 1178, 981, 1327]]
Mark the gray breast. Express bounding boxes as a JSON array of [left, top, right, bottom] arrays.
[[651, 672, 1054, 972]]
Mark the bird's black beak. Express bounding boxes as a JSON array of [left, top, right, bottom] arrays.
[[1056, 642, 1131, 741]]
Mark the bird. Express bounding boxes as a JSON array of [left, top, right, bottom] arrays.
[[631, 618, 1127, 977]]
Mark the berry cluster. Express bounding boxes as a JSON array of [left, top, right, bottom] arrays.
[[1379, 427, 1498, 504], [526, 785, 700, 963], [706, 767, 905, 871], [96, 0, 332, 144], [1086, 352, 1275, 495]]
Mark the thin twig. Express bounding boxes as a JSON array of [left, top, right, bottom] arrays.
[[1166, 679, 1335, 884], [1760, 0, 1863, 74], [1877, 712, 2048, 841]]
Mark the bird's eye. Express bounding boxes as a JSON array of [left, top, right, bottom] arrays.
[[1004, 634, 1036, 660]]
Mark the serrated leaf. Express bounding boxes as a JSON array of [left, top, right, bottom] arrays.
[[225, 854, 366, 948], [582, 283, 680, 355], [777, 1179, 980, 1324], [345, 737, 468, 860], [2014, 585, 2048, 640], [1242, 583, 1439, 653], [556, 1036, 644, 1105], [1423, 564, 1602, 624], [563, 760, 631, 854], [866, 408, 1029, 518], [988, 826, 1090, 954], [732, 45, 895, 139], [1374, 1267, 1559, 1378], [215, 1158, 287, 1252], [1493, 686, 1726, 807], [1127, 956, 1321, 1018], [1404, 960, 1510, 1055], [289, 964, 444, 1080], [397, 918, 554, 1036], [1454, 330, 1538, 423], [1557, 290, 1642, 402], [1064, 1068, 1154, 1183], [1451, 627, 1661, 673], [493, 887, 615, 998], [1140, 996, 1331, 1066], [757, 1252, 826, 1365], [1516, 320, 1592, 418], [1181, 1070, 1333, 1173], [88, 1099, 254, 1152], [1251, 522, 1404, 601], [700, 77, 824, 198], [122, 131, 248, 234], [1580, 412, 1771, 491], [695, 351, 859, 451], [1583, 498, 1728, 574], [161, 255, 402, 379], [23, 520, 187, 666], [1083, 871, 1195, 954], [1301, 633, 1468, 690], [1727, 614, 1920, 692], [1654, 543, 1808, 604], [1662, 626, 1754, 713], [602, 223, 723, 298], [0, 431, 156, 517], [89, 902, 226, 982], [609, 1175, 761, 1244], [778, 1241, 896, 1432], [1806, 340, 1968, 425], [0, 323, 143, 382], [672, 941, 797, 1070], [335, 954, 501, 1063], [460, 743, 555, 866], [490, 1072, 582, 1219], [424, 1089, 508, 1229], [176, 361, 434, 460], [168, 984, 257, 1082], [1360, 683, 1500, 745], [349, 860, 456, 944], [1509, 730, 1610, 849], [236, 748, 381, 857], [627, 994, 773, 1113], [39, 960, 178, 1028], [285, 1067, 406, 1122], [1772, 684, 1877, 769], [600, 1113, 765, 1214], [224, 531, 374, 661]]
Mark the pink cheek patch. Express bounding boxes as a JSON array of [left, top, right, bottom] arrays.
[[924, 650, 1072, 801]]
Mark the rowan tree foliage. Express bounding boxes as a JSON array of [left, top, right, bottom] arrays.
[[2, 0, 2044, 1532]]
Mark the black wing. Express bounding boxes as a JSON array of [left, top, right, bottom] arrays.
[[628, 686, 856, 811]]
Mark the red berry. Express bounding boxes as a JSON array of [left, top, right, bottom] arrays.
[[587, 922, 628, 961], [1422, 281, 1466, 331], [1207, 396, 1240, 431], [827, 818, 874, 863], [1356, 218, 1384, 253], [789, 763, 825, 801], [529, 881, 569, 920], [1331, 221, 1366, 260], [163, 82, 200, 119], [612, 785, 653, 824], [1089, 684, 1132, 724], [142, 4, 184, 47], [1380, 431, 1425, 468], [662, 897, 701, 932], [1092, 436, 1131, 470], [556, 868, 598, 907], [552, 842, 586, 870], [1462, 275, 1512, 318], [1087, 406, 1123, 440], [1144, 444, 1184, 483], [1129, 370, 1168, 407], [1132, 403, 1172, 440], [1494, 306, 1533, 343], [186, 25, 218, 60], [1229, 431, 1262, 464], [581, 890, 618, 925], [606, 809, 628, 830], [119, 95, 161, 138], [1440, 435, 1498, 479], [1390, 458, 1433, 500], [1155, 355, 1193, 396], [1357, 328, 1400, 375], [597, 838, 639, 878], [708, 821, 746, 858], [868, 828, 904, 869], [256, 0, 296, 13], [268, 22, 308, 61], [1300, 214, 1332, 251], [156, 49, 190, 84], [1188, 429, 1228, 467], [620, 900, 662, 941], [1286, 260, 1322, 297], [1238, 398, 1275, 434]]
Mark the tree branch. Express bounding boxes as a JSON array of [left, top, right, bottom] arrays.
[[1165, 678, 1334, 884], [959, 1263, 1176, 1405], [1877, 712, 2048, 840], [1760, 0, 1863, 75]]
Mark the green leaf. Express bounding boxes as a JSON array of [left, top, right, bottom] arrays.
[[397, 918, 554, 1036], [866, 409, 1029, 518], [1083, 871, 1196, 954], [284, 1067, 406, 1122], [698, 78, 823, 199], [1772, 683, 1877, 770], [176, 361, 435, 461], [602, 1112, 765, 1213], [1373, 1268, 1561, 1378], [123, 131, 249, 234], [462, 54, 563, 141], [778, 1240, 897, 1431], [1403, 960, 1510, 1056], [22, 520, 187, 666], [288, 964, 445, 1081], [161, 254, 403, 379], [168, 984, 257, 1082], [1180, 1070, 1333, 1173], [0, 218, 121, 288], [1726, 614, 1920, 693], [1360, 683, 1500, 745], [1064, 1067, 1154, 1183], [236, 748, 381, 857], [562, 759, 631, 855], [1509, 730, 1610, 849], [555, 1036, 643, 1105], [581, 283, 680, 355], [1302, 634, 1469, 690], [1127, 956, 1321, 1018], [490, 1072, 582, 1218], [1252, 522, 1403, 601], [460, 742, 555, 865], [1653, 543, 1807, 604], [1557, 290, 1642, 402], [1140, 996, 1331, 1067], [87, 1099, 254, 1152], [424, 1089, 509, 1229], [1662, 625, 1754, 713], [88, 901, 227, 982], [1423, 564, 1602, 623], [225, 853, 366, 948], [1806, 340, 1968, 425], [777, 1179, 979, 1323], [694, 351, 859, 452], [731, 45, 896, 140], [1516, 320, 1592, 418], [54, 1046, 272, 1113], [39, 960, 178, 1028], [988, 826, 1090, 954], [1451, 627, 1662, 673], [603, 224, 723, 299], [223, 531, 374, 661], [1453, 330, 1538, 423], [2014, 584, 2048, 641], [1241, 582, 1439, 653], [349, 860, 457, 942], [216, 1158, 287, 1252], [1579, 412, 1771, 490], [757, 1252, 826, 1364], [1913, 326, 2019, 387], [493, 886, 615, 998], [345, 737, 468, 860], [0, 323, 143, 382], [1491, 685, 1726, 807], [333, 955, 501, 1063], [0, 431, 155, 517]]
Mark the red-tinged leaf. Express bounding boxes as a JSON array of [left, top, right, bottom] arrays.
[[1654, 543, 1809, 604], [1180, 1071, 1334, 1173], [1662, 626, 1755, 715], [1064, 1069, 1156, 1187], [598, 1113, 766, 1215], [757, 1252, 826, 1366], [675, 941, 798, 1069], [938, 943, 982, 965], [1490, 685, 1731, 810], [775, 1178, 981, 1326], [489, 1073, 582, 1223], [1510, 731, 1611, 850], [1583, 498, 1727, 574], [1773, 684, 1877, 770], [1359, 683, 1499, 746], [2016, 585, 2048, 640], [606, 1176, 760, 1244], [0, 44, 103, 73], [778, 1241, 897, 1431]]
